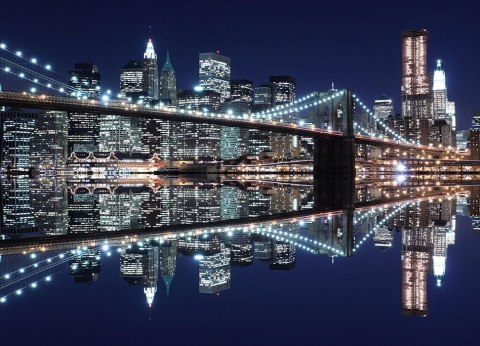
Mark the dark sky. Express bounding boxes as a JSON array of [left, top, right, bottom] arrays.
[[1, 0, 479, 129]]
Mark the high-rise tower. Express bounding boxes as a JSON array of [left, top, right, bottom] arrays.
[[159, 51, 177, 105], [401, 30, 430, 119], [432, 59, 447, 120], [142, 39, 159, 101], [199, 52, 231, 102]]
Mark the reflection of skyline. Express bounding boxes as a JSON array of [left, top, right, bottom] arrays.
[[0, 193, 467, 318]]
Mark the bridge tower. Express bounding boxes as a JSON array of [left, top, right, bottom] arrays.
[[313, 89, 355, 213]]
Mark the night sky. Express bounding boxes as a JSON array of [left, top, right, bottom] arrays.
[[1, 0, 479, 129]]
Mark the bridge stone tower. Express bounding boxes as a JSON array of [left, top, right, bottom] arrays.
[[313, 89, 355, 212]]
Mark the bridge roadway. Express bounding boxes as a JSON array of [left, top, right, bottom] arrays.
[[0, 191, 455, 256], [0, 92, 443, 154]]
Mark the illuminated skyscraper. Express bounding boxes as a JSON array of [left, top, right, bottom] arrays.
[[175, 89, 221, 159], [142, 39, 159, 101], [373, 96, 394, 123], [401, 30, 431, 119], [119, 60, 144, 100], [199, 52, 231, 102], [69, 62, 101, 98], [231, 79, 253, 104], [68, 112, 100, 153], [99, 115, 142, 153], [199, 247, 231, 293], [159, 51, 177, 105], [270, 76, 296, 106], [32, 111, 68, 168], [0, 110, 37, 171], [432, 60, 447, 120]]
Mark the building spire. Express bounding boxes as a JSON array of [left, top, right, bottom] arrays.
[[144, 38, 157, 60], [162, 50, 174, 71]]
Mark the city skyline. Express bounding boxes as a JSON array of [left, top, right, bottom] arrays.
[[1, 0, 477, 130]]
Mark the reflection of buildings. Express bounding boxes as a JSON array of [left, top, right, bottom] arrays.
[[253, 241, 272, 260], [68, 193, 100, 234], [159, 241, 177, 296], [31, 179, 68, 236], [69, 248, 101, 283], [120, 242, 159, 307], [374, 227, 393, 249], [0, 178, 36, 236], [402, 227, 431, 317], [270, 240, 296, 270], [199, 247, 231, 294]]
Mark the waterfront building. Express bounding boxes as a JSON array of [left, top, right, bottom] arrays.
[[0, 178, 36, 236]]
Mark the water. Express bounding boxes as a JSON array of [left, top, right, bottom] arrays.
[[0, 178, 479, 345]]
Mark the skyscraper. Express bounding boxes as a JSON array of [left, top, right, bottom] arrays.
[[402, 30, 430, 119], [142, 39, 159, 101], [69, 62, 101, 98], [231, 79, 253, 104], [68, 62, 102, 153], [159, 51, 177, 105], [119, 60, 144, 100], [99, 115, 142, 153], [432, 59, 447, 120], [373, 96, 394, 123], [0, 110, 37, 171], [270, 75, 296, 106], [31, 111, 68, 168], [199, 52, 231, 102]]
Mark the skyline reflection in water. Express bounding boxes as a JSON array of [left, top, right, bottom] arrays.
[[0, 178, 479, 345]]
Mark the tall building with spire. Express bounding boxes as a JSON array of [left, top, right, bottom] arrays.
[[142, 39, 159, 101], [401, 29, 431, 119], [432, 59, 447, 120], [159, 51, 177, 105]]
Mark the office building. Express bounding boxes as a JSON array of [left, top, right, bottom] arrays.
[[159, 51, 177, 104], [401, 30, 431, 119], [270, 240, 296, 270], [231, 79, 253, 104], [199, 52, 231, 102], [99, 115, 142, 153], [119, 60, 144, 100], [142, 39, 159, 101], [31, 111, 68, 168], [0, 110, 37, 171], [270, 75, 296, 106], [470, 112, 480, 160], [373, 96, 394, 123], [69, 62, 101, 98]]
